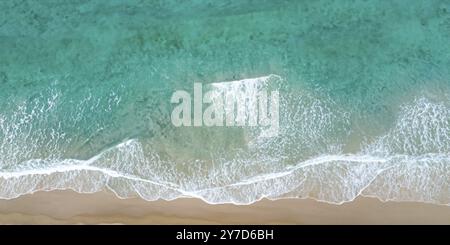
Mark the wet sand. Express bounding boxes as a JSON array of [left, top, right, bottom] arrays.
[[0, 190, 448, 224]]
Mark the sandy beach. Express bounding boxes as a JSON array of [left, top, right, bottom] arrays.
[[0, 190, 448, 224]]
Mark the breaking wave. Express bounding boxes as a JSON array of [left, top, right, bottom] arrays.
[[0, 76, 448, 205]]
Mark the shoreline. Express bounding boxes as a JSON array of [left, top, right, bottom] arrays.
[[0, 190, 448, 224]]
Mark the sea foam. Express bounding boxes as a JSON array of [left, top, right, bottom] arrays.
[[0, 77, 448, 205]]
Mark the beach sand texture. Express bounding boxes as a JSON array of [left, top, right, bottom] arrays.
[[0, 190, 448, 224]]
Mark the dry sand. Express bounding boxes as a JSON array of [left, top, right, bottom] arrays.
[[0, 190, 448, 224]]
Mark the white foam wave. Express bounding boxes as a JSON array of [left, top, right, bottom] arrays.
[[0, 138, 447, 205], [0, 85, 448, 206]]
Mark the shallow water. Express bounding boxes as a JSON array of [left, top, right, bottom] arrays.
[[0, 0, 449, 205]]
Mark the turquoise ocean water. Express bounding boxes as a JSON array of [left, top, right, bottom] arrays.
[[0, 0, 449, 205]]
